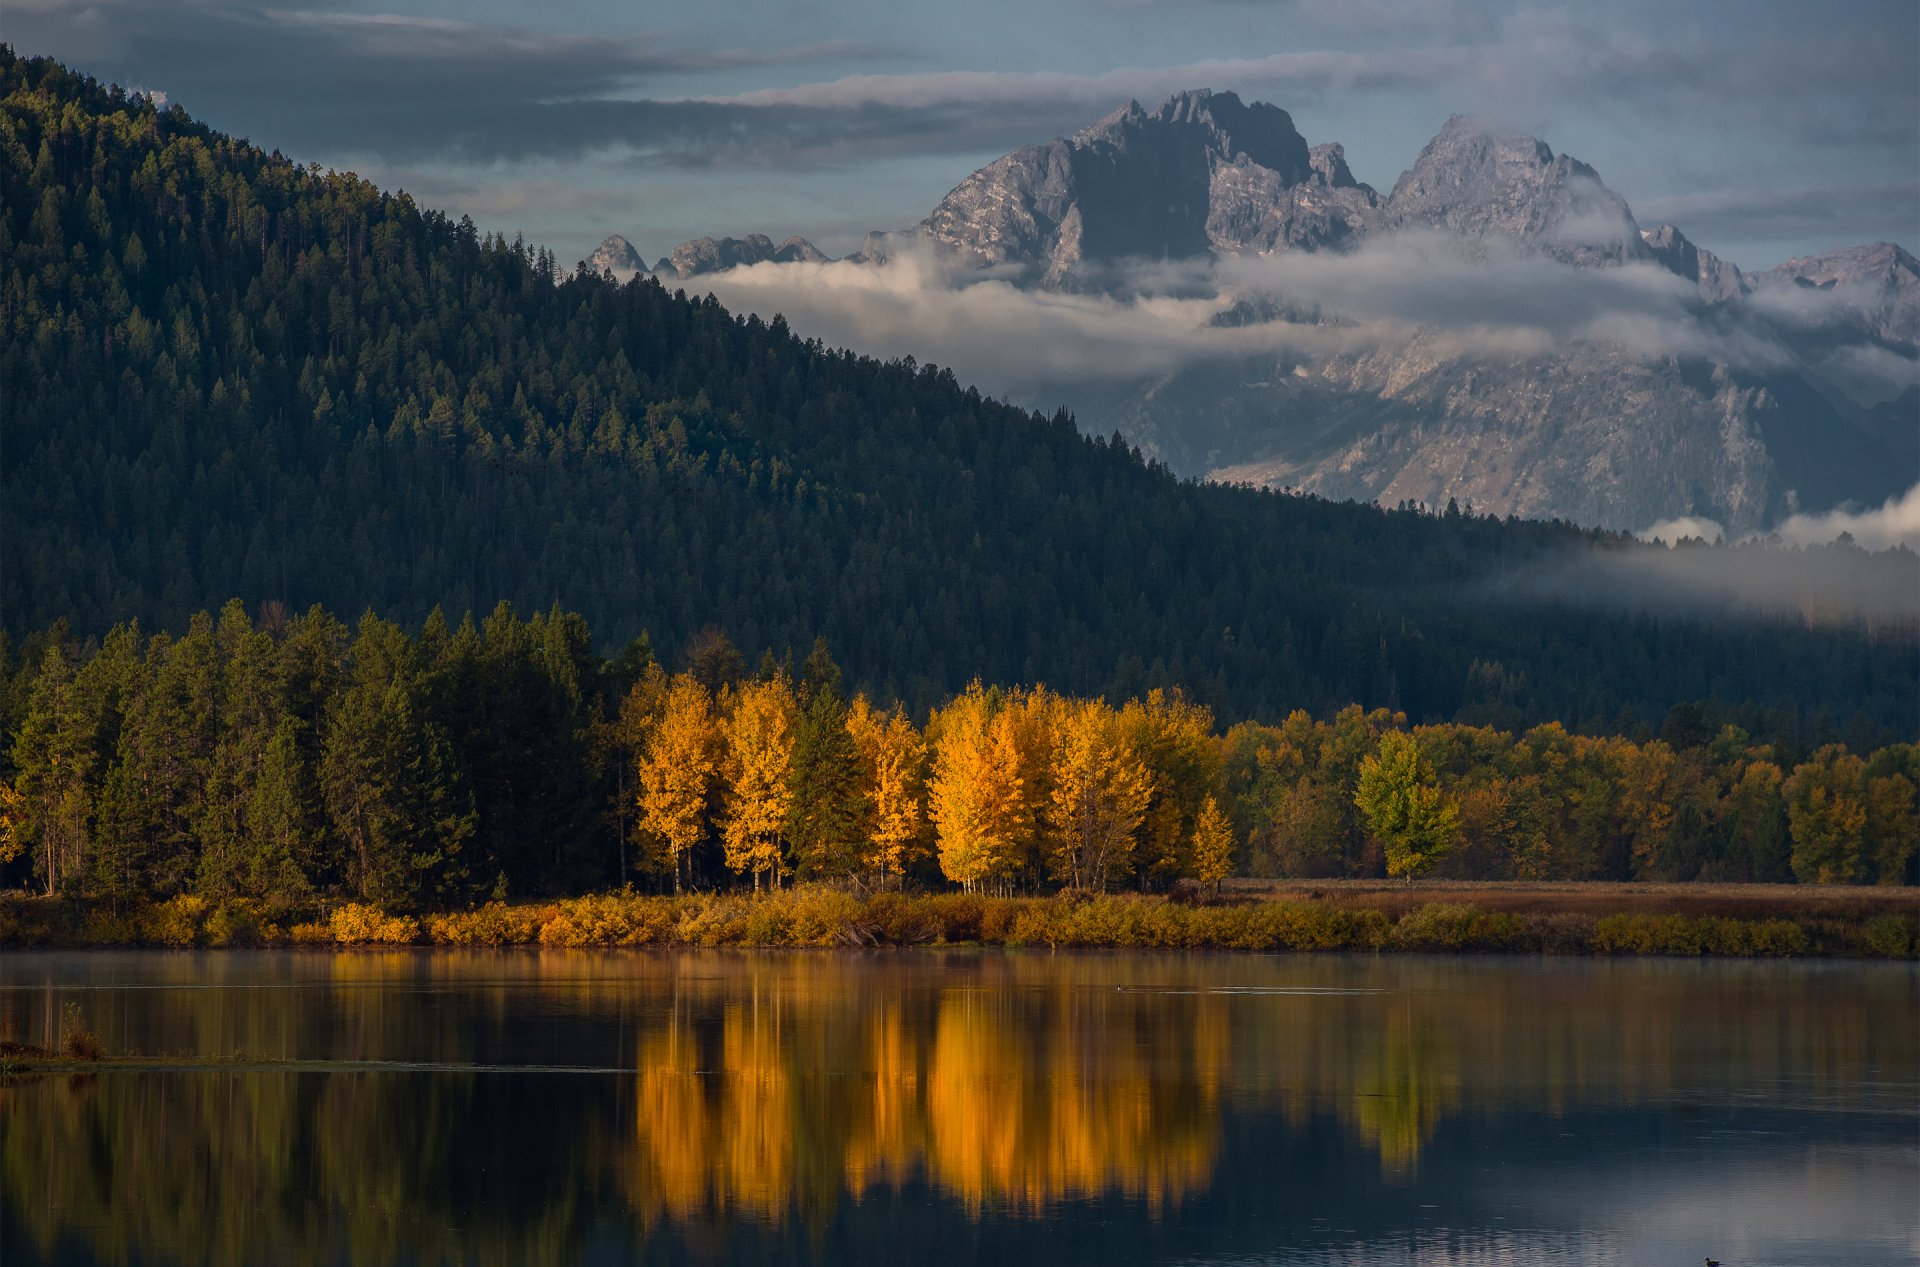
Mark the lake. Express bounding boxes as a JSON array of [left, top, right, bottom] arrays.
[[0, 950, 1913, 1266]]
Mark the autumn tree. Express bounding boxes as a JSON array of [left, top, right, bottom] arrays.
[[1784, 746, 1869, 884], [1865, 773, 1917, 886], [1355, 730, 1460, 882], [928, 684, 1028, 893], [1045, 699, 1152, 892], [637, 672, 718, 893], [721, 676, 798, 889], [847, 696, 927, 889], [1190, 795, 1234, 895]]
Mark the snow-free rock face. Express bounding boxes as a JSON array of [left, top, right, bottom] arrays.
[[656, 234, 831, 279], [588, 234, 644, 279], [1378, 116, 1649, 267], [1639, 225, 1748, 302], [917, 89, 1378, 286], [1750, 242, 1920, 345]]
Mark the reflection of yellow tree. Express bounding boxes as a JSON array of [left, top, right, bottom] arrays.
[[628, 963, 1225, 1224], [1347, 1004, 1461, 1179]]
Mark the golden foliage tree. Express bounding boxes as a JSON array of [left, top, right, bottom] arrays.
[[847, 696, 927, 888], [0, 780, 24, 866], [1044, 699, 1152, 892], [636, 673, 717, 892], [928, 685, 1028, 893], [722, 676, 798, 888], [1190, 794, 1234, 895]]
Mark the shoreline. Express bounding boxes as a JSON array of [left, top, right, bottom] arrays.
[[3, 885, 1914, 959]]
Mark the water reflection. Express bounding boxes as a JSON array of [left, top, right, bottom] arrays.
[[1, 951, 1914, 1266]]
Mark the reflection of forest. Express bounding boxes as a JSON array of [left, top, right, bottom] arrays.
[[0, 952, 1911, 1266]]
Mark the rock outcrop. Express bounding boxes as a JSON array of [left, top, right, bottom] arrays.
[[914, 89, 1377, 286], [588, 234, 644, 279], [656, 234, 831, 280]]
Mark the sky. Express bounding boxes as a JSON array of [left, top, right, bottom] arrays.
[[8, 0, 1918, 271]]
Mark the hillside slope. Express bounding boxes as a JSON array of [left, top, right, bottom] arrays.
[[1, 52, 1913, 738]]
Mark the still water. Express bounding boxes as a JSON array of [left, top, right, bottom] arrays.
[[0, 950, 1913, 1266]]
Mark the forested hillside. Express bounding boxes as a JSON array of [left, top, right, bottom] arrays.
[[1, 48, 1915, 747]]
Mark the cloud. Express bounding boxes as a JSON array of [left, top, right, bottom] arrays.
[[12, 0, 1912, 179], [682, 230, 1891, 408], [1773, 482, 1920, 550], [1542, 525, 1920, 625], [1641, 483, 1920, 552], [1640, 516, 1728, 546], [1635, 181, 1920, 249]]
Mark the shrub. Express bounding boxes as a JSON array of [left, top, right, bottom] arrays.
[[202, 903, 264, 947], [327, 904, 419, 945], [862, 892, 943, 946], [1389, 904, 1524, 952], [1861, 914, 1916, 958], [59, 1003, 105, 1061]]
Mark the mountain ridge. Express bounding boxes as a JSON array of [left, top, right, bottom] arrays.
[[636, 90, 1916, 533]]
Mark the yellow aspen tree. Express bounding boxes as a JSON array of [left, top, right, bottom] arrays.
[[1121, 689, 1220, 887], [1190, 794, 1234, 896], [1005, 687, 1062, 885], [1044, 699, 1152, 892], [0, 780, 23, 866], [722, 676, 798, 889], [847, 696, 927, 888], [637, 673, 718, 893], [928, 684, 1027, 893]]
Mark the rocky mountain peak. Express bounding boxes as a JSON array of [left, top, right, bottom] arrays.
[[588, 234, 643, 278], [1383, 116, 1646, 266], [1640, 224, 1748, 302], [1751, 242, 1920, 344], [918, 88, 1374, 286], [656, 233, 832, 280]]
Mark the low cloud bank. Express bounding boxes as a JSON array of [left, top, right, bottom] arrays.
[[1540, 534, 1920, 626], [690, 232, 1909, 403], [1642, 482, 1920, 551]]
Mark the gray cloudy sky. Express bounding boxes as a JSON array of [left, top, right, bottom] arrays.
[[9, 0, 1917, 268]]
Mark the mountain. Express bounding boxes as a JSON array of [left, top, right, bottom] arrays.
[[649, 93, 1914, 533], [1374, 116, 1648, 268], [2, 50, 1914, 742], [1749, 242, 1920, 345], [1638, 224, 1747, 302], [588, 233, 644, 279], [654, 233, 828, 280]]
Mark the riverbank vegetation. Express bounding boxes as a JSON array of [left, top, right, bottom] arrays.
[[1, 885, 1913, 957], [2, 603, 1915, 914]]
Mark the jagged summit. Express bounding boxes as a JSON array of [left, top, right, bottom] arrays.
[[587, 234, 643, 278], [1639, 224, 1748, 302], [1379, 115, 1647, 266], [1751, 242, 1920, 344], [655, 233, 830, 280], [914, 87, 1376, 286]]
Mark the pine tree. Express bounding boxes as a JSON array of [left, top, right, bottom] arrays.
[[786, 642, 864, 881]]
